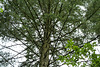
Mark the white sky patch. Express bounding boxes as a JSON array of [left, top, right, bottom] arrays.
[[79, 6, 87, 11], [0, 38, 26, 67], [94, 46, 100, 54], [61, 65, 68, 67], [0, 3, 4, 10]]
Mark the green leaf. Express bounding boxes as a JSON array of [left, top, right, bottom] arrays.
[[0, 8, 3, 12]]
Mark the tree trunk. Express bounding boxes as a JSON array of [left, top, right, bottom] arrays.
[[39, 42, 50, 67], [39, 1, 51, 66], [39, 22, 51, 67]]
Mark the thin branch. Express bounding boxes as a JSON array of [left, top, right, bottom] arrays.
[[26, 0, 44, 41], [5, 24, 40, 57], [0, 54, 14, 67], [0, 45, 21, 54], [86, 6, 100, 20], [50, 35, 100, 65], [54, 1, 59, 14], [7, 1, 41, 49], [0, 44, 24, 50]]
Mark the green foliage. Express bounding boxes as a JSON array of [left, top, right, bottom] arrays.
[[0, 8, 3, 12], [0, 0, 4, 2], [90, 53, 100, 67], [85, 0, 100, 35], [58, 39, 97, 66], [0, 0, 100, 67]]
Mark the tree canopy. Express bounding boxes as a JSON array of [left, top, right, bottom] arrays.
[[0, 0, 100, 67]]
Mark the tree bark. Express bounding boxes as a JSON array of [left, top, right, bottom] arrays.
[[39, 42, 50, 67], [39, 1, 51, 66], [39, 27, 50, 67], [39, 22, 51, 67]]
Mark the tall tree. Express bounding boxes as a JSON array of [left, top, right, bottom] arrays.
[[0, 0, 100, 67]]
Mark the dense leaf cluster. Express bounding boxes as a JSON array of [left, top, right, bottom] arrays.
[[58, 40, 97, 66]]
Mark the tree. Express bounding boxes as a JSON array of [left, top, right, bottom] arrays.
[[0, 51, 14, 67], [0, 0, 100, 67]]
